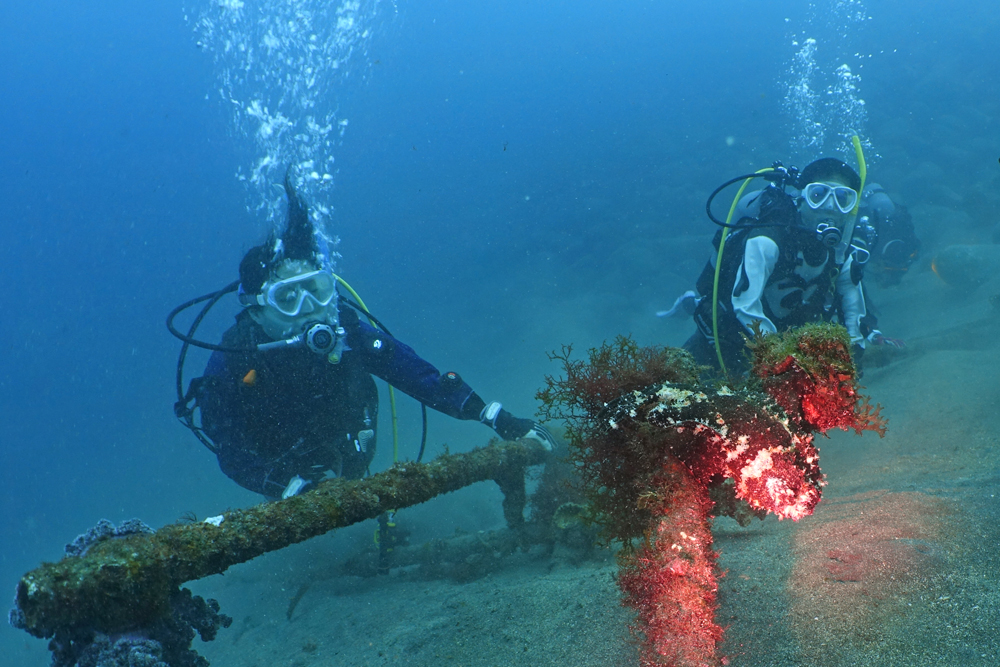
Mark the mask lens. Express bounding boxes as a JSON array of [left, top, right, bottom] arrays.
[[300, 273, 336, 304], [833, 187, 858, 213], [805, 183, 831, 208], [270, 283, 304, 315], [265, 270, 336, 316]]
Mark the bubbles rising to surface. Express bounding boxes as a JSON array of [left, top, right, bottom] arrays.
[[190, 0, 387, 234], [782, 0, 876, 165], [785, 38, 823, 153]]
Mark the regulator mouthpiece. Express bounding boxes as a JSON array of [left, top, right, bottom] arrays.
[[256, 321, 343, 357], [815, 222, 842, 248], [305, 323, 336, 354]]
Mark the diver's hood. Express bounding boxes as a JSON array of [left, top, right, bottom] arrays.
[[239, 168, 334, 296]]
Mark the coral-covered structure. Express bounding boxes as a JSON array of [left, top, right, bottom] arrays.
[[537, 324, 886, 667], [11, 440, 547, 666]]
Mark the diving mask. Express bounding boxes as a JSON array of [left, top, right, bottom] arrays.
[[247, 270, 337, 317], [850, 242, 871, 265], [802, 182, 859, 214]]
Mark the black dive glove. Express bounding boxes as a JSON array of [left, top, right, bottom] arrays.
[[479, 401, 556, 451]]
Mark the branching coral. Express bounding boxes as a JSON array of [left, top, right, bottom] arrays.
[[537, 324, 885, 666]]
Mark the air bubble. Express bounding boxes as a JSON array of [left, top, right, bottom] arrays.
[[781, 1, 877, 163], [193, 0, 386, 229]]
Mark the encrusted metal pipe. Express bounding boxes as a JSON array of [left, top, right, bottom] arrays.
[[14, 440, 547, 640]]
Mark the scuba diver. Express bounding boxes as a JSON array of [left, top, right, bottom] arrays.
[[670, 155, 905, 376], [170, 171, 555, 499], [860, 182, 921, 287]]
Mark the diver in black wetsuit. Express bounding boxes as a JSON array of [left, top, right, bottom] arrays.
[[184, 173, 555, 498], [859, 182, 921, 287], [676, 158, 905, 376]]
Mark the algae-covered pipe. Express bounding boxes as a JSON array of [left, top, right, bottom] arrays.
[[15, 440, 547, 641]]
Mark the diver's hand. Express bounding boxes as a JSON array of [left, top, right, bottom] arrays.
[[281, 475, 311, 499], [481, 401, 530, 440], [867, 330, 906, 349], [521, 423, 557, 452], [482, 402, 553, 450], [656, 290, 699, 318]]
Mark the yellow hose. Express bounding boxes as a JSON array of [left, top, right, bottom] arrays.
[[711, 167, 774, 374], [334, 275, 400, 463]]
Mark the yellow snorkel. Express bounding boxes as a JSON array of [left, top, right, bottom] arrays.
[[851, 134, 867, 216]]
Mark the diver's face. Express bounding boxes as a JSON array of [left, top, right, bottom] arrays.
[[798, 177, 855, 245], [250, 259, 338, 340]]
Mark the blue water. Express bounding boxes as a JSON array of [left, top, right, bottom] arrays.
[[2, 0, 998, 664]]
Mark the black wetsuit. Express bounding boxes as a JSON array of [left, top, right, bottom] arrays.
[[193, 306, 524, 496]]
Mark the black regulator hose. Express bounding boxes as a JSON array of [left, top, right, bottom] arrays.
[[705, 163, 801, 228], [168, 281, 241, 454], [166, 281, 243, 353], [705, 173, 768, 227]]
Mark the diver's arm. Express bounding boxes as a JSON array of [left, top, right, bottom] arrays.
[[350, 320, 538, 440], [731, 236, 779, 335], [350, 320, 482, 419], [836, 256, 867, 346]]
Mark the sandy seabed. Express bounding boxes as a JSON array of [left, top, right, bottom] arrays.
[[197, 553, 634, 667]]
